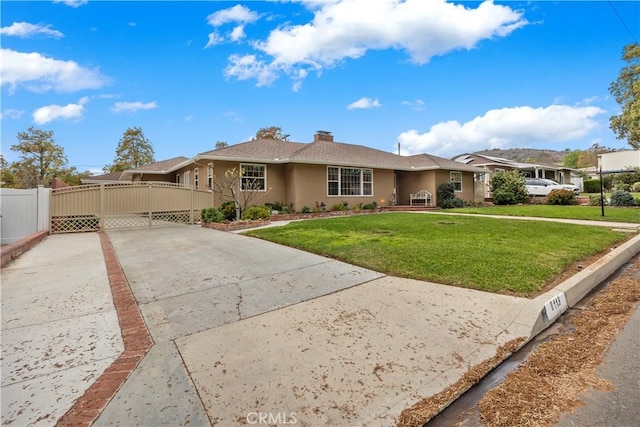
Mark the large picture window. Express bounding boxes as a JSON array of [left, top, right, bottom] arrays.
[[241, 163, 266, 191], [450, 171, 462, 192], [327, 166, 373, 196]]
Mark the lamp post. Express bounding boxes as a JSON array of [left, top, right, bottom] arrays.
[[599, 166, 605, 217]]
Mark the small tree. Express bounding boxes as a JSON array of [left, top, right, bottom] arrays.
[[215, 141, 228, 149], [0, 155, 16, 187], [107, 127, 155, 172], [212, 167, 270, 219], [490, 170, 527, 205]]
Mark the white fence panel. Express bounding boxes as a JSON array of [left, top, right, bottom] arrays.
[[0, 186, 50, 244]]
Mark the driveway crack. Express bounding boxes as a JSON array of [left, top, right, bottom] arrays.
[[235, 283, 243, 320]]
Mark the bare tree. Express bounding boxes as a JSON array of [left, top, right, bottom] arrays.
[[212, 167, 271, 218]]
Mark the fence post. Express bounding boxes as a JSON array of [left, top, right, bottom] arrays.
[[36, 185, 50, 232], [190, 185, 194, 225], [148, 183, 153, 227], [99, 184, 105, 230]]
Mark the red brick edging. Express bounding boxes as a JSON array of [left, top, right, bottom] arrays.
[[0, 230, 49, 268], [56, 232, 154, 427]]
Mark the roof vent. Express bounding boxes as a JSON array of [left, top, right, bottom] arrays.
[[314, 130, 334, 142]]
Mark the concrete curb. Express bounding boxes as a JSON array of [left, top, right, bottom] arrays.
[[518, 234, 640, 339], [1, 230, 49, 268]]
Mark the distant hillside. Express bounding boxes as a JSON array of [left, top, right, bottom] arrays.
[[474, 148, 566, 166]]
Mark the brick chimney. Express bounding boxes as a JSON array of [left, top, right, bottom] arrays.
[[314, 130, 334, 142]]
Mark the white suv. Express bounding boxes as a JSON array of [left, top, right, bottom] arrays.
[[525, 178, 580, 197]]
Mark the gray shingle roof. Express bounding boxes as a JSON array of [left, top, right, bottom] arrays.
[[125, 156, 190, 173], [197, 139, 485, 173]]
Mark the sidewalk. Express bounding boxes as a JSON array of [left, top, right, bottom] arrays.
[[1, 233, 123, 426]]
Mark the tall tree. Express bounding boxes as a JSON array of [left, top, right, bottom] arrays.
[[609, 43, 639, 149], [10, 127, 69, 188], [215, 141, 229, 149], [253, 126, 290, 141], [0, 154, 16, 187], [107, 126, 155, 172], [563, 150, 580, 168]]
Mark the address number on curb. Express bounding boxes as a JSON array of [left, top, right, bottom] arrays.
[[543, 293, 568, 322]]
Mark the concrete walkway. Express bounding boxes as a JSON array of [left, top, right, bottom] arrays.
[[1, 233, 123, 426], [1, 214, 638, 426]]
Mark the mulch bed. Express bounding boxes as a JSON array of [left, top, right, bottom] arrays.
[[477, 257, 639, 426]]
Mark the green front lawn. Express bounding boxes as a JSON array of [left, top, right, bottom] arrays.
[[245, 213, 629, 296], [451, 205, 639, 223]]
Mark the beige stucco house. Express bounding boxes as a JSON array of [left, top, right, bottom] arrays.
[[91, 131, 487, 209]]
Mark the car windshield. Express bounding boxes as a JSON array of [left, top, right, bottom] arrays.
[[540, 179, 560, 185]]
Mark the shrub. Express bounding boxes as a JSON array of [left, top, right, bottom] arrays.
[[241, 205, 272, 220], [437, 182, 464, 208], [220, 200, 237, 221], [583, 179, 601, 193], [615, 183, 631, 192], [490, 170, 527, 205], [299, 205, 312, 214], [609, 190, 637, 207], [330, 202, 347, 212], [588, 195, 608, 206], [493, 190, 520, 206], [546, 189, 576, 205], [632, 182, 640, 192], [314, 201, 326, 212], [201, 207, 224, 223], [362, 202, 376, 210]]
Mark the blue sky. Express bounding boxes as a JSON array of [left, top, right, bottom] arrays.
[[1, 0, 638, 174]]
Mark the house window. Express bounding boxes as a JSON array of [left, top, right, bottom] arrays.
[[241, 163, 266, 191], [327, 166, 373, 196], [450, 171, 462, 192], [176, 174, 180, 184], [207, 164, 213, 189], [184, 170, 191, 188], [194, 167, 199, 189]]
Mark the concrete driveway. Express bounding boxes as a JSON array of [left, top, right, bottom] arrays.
[[92, 225, 533, 426]]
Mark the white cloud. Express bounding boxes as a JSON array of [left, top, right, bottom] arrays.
[[402, 99, 425, 110], [224, 54, 278, 87], [53, 0, 88, 8], [205, 32, 225, 48], [32, 98, 87, 124], [0, 48, 109, 93], [0, 109, 25, 120], [111, 101, 158, 113], [347, 97, 381, 110], [204, 5, 259, 48], [207, 5, 259, 27], [229, 25, 246, 42], [226, 0, 527, 88], [0, 22, 64, 38], [397, 104, 606, 158]]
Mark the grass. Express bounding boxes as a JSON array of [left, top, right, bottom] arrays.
[[450, 204, 639, 223], [244, 213, 629, 296]]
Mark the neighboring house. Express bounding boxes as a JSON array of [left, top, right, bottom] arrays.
[[453, 153, 574, 199], [81, 157, 189, 184], [598, 150, 640, 172], [120, 131, 486, 209]]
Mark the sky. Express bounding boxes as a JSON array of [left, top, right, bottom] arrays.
[[1, 0, 638, 174]]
